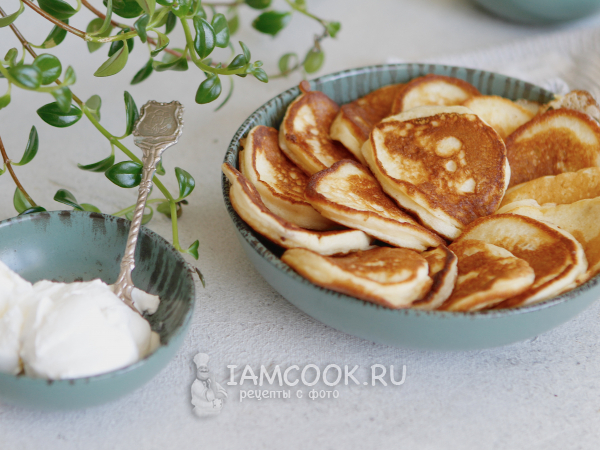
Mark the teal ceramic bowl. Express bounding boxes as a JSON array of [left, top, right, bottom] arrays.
[[472, 0, 600, 24], [0, 210, 195, 409], [222, 63, 600, 350]]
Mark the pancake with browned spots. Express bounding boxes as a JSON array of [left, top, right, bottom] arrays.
[[440, 240, 535, 312], [222, 163, 373, 255], [330, 84, 405, 164], [505, 109, 600, 187], [462, 95, 534, 140], [412, 245, 458, 310], [281, 247, 432, 309], [539, 90, 600, 122], [279, 81, 356, 175], [305, 160, 443, 251], [390, 74, 480, 114], [455, 214, 587, 308], [497, 198, 600, 284], [500, 167, 600, 208], [240, 125, 336, 230], [362, 105, 509, 239]]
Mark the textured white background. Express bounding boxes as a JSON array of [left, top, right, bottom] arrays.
[[3, 0, 600, 448]]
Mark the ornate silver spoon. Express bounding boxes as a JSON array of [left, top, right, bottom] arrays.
[[113, 100, 184, 311]]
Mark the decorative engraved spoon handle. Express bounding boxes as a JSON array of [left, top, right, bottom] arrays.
[[113, 100, 184, 310]]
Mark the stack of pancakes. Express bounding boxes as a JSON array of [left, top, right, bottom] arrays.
[[224, 75, 600, 312]]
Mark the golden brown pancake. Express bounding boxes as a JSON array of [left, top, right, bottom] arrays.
[[222, 163, 373, 255], [462, 95, 534, 140], [514, 99, 541, 115], [390, 74, 480, 114], [500, 167, 600, 208], [305, 160, 443, 251], [441, 240, 535, 312], [505, 109, 600, 187], [412, 245, 458, 310], [497, 197, 600, 284], [363, 105, 509, 239], [279, 81, 356, 175], [281, 247, 432, 309], [239, 125, 335, 230], [455, 214, 587, 307], [539, 90, 600, 122], [330, 84, 405, 164]]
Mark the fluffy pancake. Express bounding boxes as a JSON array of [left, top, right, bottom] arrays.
[[330, 84, 405, 164], [412, 245, 458, 310], [239, 125, 335, 230], [281, 247, 432, 309], [279, 81, 356, 175], [305, 160, 443, 251], [455, 214, 587, 307], [222, 163, 373, 255], [462, 95, 534, 140], [497, 198, 600, 283], [500, 167, 600, 208], [441, 240, 535, 312], [514, 99, 541, 115], [505, 109, 600, 187], [362, 105, 509, 239], [539, 90, 600, 122], [390, 74, 480, 114]]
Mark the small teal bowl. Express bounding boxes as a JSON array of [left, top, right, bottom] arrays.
[[0, 210, 195, 409], [222, 63, 600, 350], [472, 0, 600, 24]]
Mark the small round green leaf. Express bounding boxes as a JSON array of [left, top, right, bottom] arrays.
[[156, 159, 165, 175], [0, 90, 11, 110], [50, 86, 73, 113], [81, 203, 102, 213], [186, 239, 199, 259], [33, 54, 62, 85], [153, 54, 188, 72], [78, 153, 115, 172], [326, 21, 341, 38], [95, 43, 129, 77], [227, 54, 247, 71], [211, 13, 229, 48], [37, 102, 82, 127], [245, 0, 271, 9], [104, 0, 143, 19], [252, 10, 291, 36], [0, 2, 25, 28], [150, 30, 170, 57], [63, 66, 76, 85], [38, 0, 77, 21], [239, 41, 251, 63], [105, 161, 143, 188], [125, 206, 153, 224], [193, 17, 216, 59], [13, 126, 39, 166], [195, 74, 221, 104], [13, 188, 32, 214], [40, 21, 68, 49], [175, 167, 195, 199], [86, 18, 113, 52], [227, 13, 239, 35], [9, 65, 42, 89], [4, 48, 18, 67], [85, 94, 102, 121], [252, 67, 268, 83], [278, 52, 298, 74], [303, 48, 324, 74], [165, 11, 177, 34], [171, 0, 191, 17], [108, 29, 135, 57], [131, 59, 154, 84], [54, 189, 84, 210], [124, 91, 139, 136], [134, 14, 149, 43], [133, 0, 155, 17]]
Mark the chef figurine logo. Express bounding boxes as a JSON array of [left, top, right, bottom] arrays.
[[191, 353, 227, 417]]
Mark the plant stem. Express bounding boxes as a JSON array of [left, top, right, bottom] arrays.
[[112, 198, 165, 217], [0, 6, 37, 58], [22, 0, 86, 39], [169, 200, 182, 251], [0, 135, 38, 208], [284, 0, 326, 27]]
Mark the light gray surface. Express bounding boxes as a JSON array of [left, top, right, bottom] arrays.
[[2, 0, 600, 448]]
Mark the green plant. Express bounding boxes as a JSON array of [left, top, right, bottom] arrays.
[[0, 0, 340, 281]]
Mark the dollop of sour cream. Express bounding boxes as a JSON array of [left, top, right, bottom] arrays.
[[0, 261, 160, 379]]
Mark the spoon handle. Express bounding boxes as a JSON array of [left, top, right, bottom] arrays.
[[113, 100, 184, 310]]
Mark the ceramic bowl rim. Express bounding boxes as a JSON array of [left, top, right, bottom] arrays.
[[0, 209, 196, 384], [221, 63, 600, 321]]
